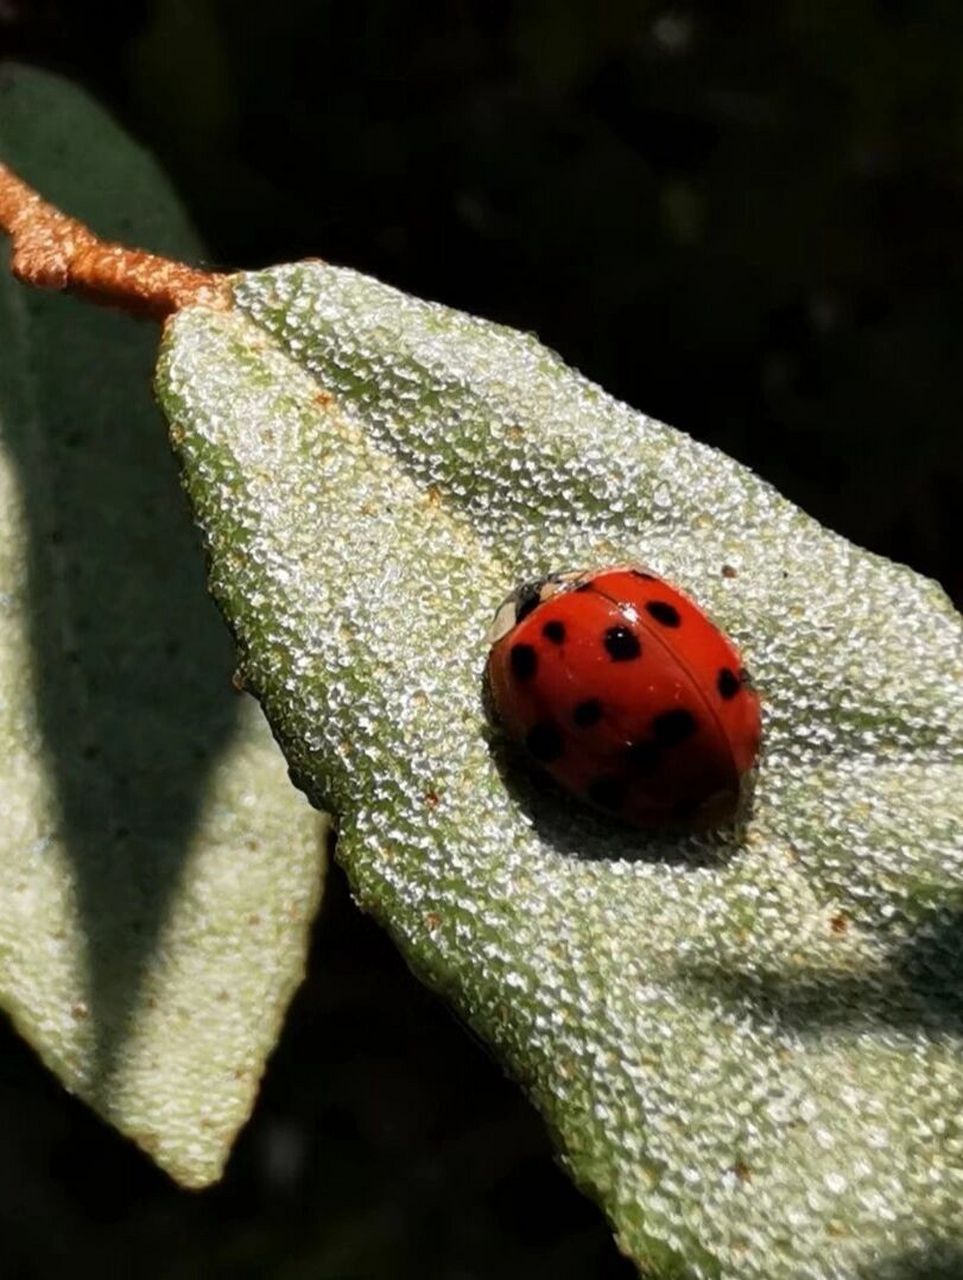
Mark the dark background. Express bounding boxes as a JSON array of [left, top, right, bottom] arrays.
[[1, 2, 960, 1276]]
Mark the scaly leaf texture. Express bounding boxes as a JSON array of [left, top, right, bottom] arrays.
[[0, 66, 326, 1187], [157, 256, 963, 1272]]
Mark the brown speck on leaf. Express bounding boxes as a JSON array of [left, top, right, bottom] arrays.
[[247, 913, 261, 927], [314, 388, 336, 409], [731, 1159, 753, 1183], [829, 912, 850, 935], [169, 423, 185, 446], [722, 564, 738, 579], [506, 424, 524, 441], [424, 484, 442, 506], [424, 911, 442, 931], [231, 668, 247, 693], [71, 1001, 89, 1020], [216, 989, 231, 1003], [424, 790, 440, 809]]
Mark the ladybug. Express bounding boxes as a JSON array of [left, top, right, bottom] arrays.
[[486, 566, 761, 828]]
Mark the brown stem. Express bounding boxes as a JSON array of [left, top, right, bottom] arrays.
[[0, 161, 227, 320]]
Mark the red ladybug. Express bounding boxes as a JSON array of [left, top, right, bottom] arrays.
[[486, 566, 761, 828]]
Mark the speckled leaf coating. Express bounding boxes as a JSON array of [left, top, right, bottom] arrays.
[[0, 66, 326, 1187], [157, 261, 963, 1275]]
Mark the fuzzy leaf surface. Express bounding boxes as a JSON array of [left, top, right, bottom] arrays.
[[155, 253, 963, 1273], [0, 66, 326, 1187]]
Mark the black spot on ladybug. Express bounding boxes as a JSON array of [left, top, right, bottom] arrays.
[[510, 643, 537, 680], [671, 798, 699, 821], [573, 698, 602, 728], [603, 626, 642, 661], [542, 619, 566, 644], [631, 569, 656, 580], [625, 739, 661, 774], [526, 723, 563, 763], [645, 601, 680, 628], [717, 667, 741, 699], [652, 708, 697, 746], [587, 774, 627, 810]]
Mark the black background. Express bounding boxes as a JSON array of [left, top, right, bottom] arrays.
[[1, 3, 960, 1276]]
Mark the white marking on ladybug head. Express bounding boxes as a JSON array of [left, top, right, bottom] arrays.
[[487, 593, 521, 644]]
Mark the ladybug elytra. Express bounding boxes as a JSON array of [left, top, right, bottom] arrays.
[[486, 566, 761, 828]]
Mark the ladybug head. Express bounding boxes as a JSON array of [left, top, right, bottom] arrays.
[[486, 569, 588, 644]]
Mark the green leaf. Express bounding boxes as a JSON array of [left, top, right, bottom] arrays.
[[0, 65, 326, 1188], [157, 260, 963, 1275]]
